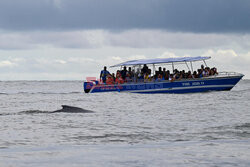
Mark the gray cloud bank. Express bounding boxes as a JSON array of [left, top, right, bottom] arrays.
[[1, 30, 250, 50], [0, 0, 250, 33]]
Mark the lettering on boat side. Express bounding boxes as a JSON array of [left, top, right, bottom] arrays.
[[99, 85, 123, 90], [182, 83, 190, 86], [192, 82, 205, 86], [182, 82, 205, 86], [100, 87, 116, 90]]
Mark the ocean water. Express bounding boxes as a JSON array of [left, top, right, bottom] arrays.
[[0, 80, 250, 167]]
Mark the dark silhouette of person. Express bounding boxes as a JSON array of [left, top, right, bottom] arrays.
[[121, 66, 128, 80], [100, 66, 110, 83]]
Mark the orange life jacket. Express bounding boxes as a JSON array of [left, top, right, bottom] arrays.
[[116, 77, 124, 84], [106, 76, 114, 85]]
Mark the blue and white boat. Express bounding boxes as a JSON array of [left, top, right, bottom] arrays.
[[83, 56, 244, 94]]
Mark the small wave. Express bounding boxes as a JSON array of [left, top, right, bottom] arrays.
[[234, 123, 250, 129], [0, 111, 48, 116], [19, 110, 50, 114], [0, 113, 12, 116], [37, 91, 82, 95], [173, 139, 191, 142], [70, 133, 156, 143], [0, 92, 78, 95], [209, 123, 250, 131], [200, 123, 250, 140], [14, 91, 82, 95]]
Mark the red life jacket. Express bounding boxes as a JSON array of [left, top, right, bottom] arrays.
[[116, 77, 124, 84], [106, 76, 114, 85]]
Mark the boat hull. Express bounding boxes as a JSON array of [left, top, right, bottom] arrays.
[[84, 75, 243, 94]]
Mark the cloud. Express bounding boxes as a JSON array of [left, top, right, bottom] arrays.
[[157, 52, 177, 58], [0, 33, 34, 50], [0, 0, 250, 33], [1, 48, 249, 80], [0, 58, 23, 68], [54, 59, 67, 64], [0, 55, 101, 79], [0, 30, 105, 50], [0, 60, 15, 67], [202, 49, 250, 77], [105, 30, 250, 49], [1, 30, 250, 50]]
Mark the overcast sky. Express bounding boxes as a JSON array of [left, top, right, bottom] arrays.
[[0, 0, 250, 80]]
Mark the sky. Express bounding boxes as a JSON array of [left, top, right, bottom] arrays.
[[0, 0, 250, 80]]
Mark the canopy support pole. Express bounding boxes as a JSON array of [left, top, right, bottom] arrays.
[[190, 61, 194, 73], [153, 64, 156, 75], [152, 64, 155, 82], [172, 62, 174, 73], [133, 65, 136, 82], [203, 60, 208, 67], [185, 61, 191, 72]]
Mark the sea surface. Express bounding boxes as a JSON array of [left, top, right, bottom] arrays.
[[0, 80, 250, 167]]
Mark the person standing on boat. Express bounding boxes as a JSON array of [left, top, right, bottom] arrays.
[[155, 67, 163, 79], [141, 64, 149, 75], [121, 66, 128, 80], [100, 66, 110, 84]]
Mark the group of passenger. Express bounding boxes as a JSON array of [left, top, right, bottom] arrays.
[[100, 64, 218, 84]]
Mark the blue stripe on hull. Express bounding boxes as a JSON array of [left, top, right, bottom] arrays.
[[132, 86, 233, 94], [84, 76, 243, 94]]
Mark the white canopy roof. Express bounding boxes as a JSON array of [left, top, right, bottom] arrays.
[[110, 56, 211, 67]]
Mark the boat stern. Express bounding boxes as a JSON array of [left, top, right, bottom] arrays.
[[83, 81, 99, 93]]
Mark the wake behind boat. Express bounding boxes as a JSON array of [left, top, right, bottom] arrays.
[[83, 56, 244, 94]]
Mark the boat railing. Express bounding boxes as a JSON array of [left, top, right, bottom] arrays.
[[215, 72, 243, 77]]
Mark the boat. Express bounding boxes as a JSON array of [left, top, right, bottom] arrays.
[[83, 56, 244, 94]]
